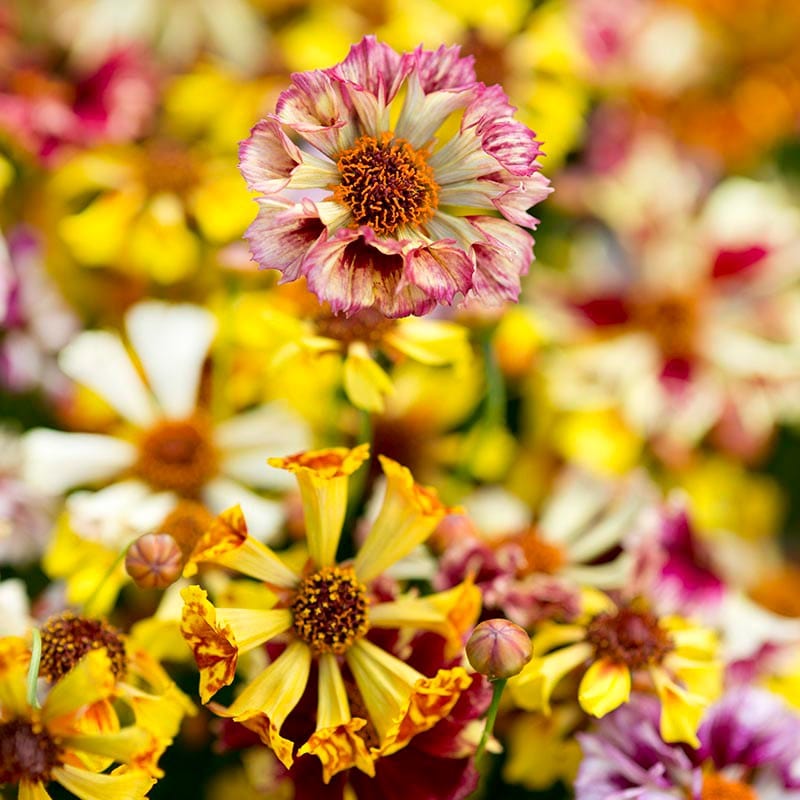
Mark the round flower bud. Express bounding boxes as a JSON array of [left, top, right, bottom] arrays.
[[466, 618, 532, 680], [125, 532, 184, 589]]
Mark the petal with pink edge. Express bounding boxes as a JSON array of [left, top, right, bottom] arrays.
[[469, 216, 534, 305], [401, 241, 474, 304], [238, 117, 303, 195]]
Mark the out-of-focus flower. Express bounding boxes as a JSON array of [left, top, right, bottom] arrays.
[[240, 36, 550, 318], [434, 469, 655, 627], [467, 618, 532, 679], [0, 637, 157, 798], [125, 532, 185, 589], [180, 445, 479, 782], [576, 687, 800, 799], [0, 228, 78, 398], [509, 593, 720, 746]]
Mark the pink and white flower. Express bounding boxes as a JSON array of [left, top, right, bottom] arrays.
[[239, 36, 551, 318]]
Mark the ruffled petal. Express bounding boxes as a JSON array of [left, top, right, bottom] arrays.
[[401, 240, 474, 305], [238, 117, 303, 194]]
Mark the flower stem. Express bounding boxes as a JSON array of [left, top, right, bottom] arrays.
[[476, 677, 507, 761], [26, 628, 42, 709]]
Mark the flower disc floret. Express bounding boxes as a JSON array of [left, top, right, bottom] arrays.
[[291, 566, 370, 655], [585, 607, 674, 670], [0, 719, 62, 784]]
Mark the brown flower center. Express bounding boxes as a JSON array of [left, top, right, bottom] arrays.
[[133, 416, 218, 497], [334, 132, 439, 237], [585, 606, 673, 670], [507, 528, 566, 577], [39, 612, 127, 682], [160, 499, 216, 560], [700, 773, 757, 800], [630, 293, 700, 360], [314, 307, 397, 347], [291, 566, 370, 655], [0, 719, 62, 784]]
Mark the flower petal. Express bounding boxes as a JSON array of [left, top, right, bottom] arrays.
[[238, 117, 303, 195], [578, 658, 631, 718], [650, 665, 708, 748], [202, 478, 285, 545], [401, 240, 475, 305], [343, 343, 393, 413], [125, 301, 216, 420], [42, 649, 116, 723], [52, 765, 154, 800]]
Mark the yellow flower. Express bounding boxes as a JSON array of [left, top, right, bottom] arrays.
[[180, 445, 479, 782], [508, 595, 721, 747], [0, 637, 156, 800]]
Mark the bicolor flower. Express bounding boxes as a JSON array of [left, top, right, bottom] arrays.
[[239, 36, 551, 318], [180, 445, 479, 782], [508, 593, 721, 747]]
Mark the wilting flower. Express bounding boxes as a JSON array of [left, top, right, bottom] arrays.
[[508, 593, 720, 747], [0, 636, 157, 799], [180, 445, 479, 782], [576, 687, 800, 799], [239, 35, 550, 318]]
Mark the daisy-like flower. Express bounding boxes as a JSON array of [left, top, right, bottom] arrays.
[[0, 636, 157, 800], [508, 592, 721, 747], [576, 687, 800, 799], [23, 300, 309, 606], [180, 444, 480, 783], [239, 35, 551, 318]]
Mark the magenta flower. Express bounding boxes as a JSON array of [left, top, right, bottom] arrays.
[[239, 36, 551, 318]]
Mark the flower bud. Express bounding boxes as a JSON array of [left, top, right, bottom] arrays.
[[466, 618, 532, 680], [125, 532, 184, 589]]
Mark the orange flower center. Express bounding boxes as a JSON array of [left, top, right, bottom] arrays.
[[585, 606, 673, 670], [749, 565, 800, 618], [134, 416, 218, 497], [508, 528, 566, 576], [630, 293, 700, 360], [334, 132, 439, 237], [160, 499, 216, 560], [700, 773, 757, 800], [39, 612, 127, 682], [0, 719, 62, 784], [291, 566, 370, 655]]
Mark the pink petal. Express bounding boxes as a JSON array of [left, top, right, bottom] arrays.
[[410, 43, 478, 92], [329, 36, 409, 104], [491, 172, 553, 228], [245, 199, 326, 281], [238, 117, 302, 195], [401, 241, 475, 304], [468, 216, 534, 304]]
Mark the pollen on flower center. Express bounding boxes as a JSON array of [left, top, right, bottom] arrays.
[[333, 132, 439, 237], [39, 612, 127, 682], [134, 416, 218, 497], [0, 719, 62, 784], [291, 566, 370, 655], [585, 606, 673, 670], [700, 773, 757, 800]]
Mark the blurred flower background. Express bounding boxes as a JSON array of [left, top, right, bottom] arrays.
[[1, 0, 800, 798]]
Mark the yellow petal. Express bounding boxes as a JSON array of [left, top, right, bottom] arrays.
[[52, 764, 154, 800], [299, 719, 375, 783], [19, 780, 52, 800], [664, 653, 722, 703], [0, 637, 31, 717], [354, 457, 451, 583], [650, 666, 708, 748], [384, 319, 470, 366], [215, 608, 294, 654], [343, 343, 393, 413], [578, 658, 631, 718], [179, 586, 238, 703], [316, 653, 351, 730], [268, 445, 370, 569], [42, 650, 116, 723], [61, 727, 162, 777]]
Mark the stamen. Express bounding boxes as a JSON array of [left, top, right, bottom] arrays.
[[334, 132, 439, 237], [291, 566, 370, 655], [39, 612, 127, 682], [0, 719, 61, 784], [585, 605, 673, 670]]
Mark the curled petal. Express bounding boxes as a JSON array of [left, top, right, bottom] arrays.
[[469, 216, 534, 305], [401, 241, 474, 305], [238, 117, 302, 195], [299, 719, 375, 783]]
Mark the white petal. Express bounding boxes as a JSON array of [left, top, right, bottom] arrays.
[[203, 478, 285, 544], [215, 403, 311, 490], [23, 429, 136, 494], [125, 301, 216, 419], [59, 330, 157, 427], [0, 578, 31, 636]]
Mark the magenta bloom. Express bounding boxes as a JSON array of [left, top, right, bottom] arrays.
[[239, 36, 550, 318]]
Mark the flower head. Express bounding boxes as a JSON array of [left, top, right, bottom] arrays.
[[239, 36, 550, 318], [180, 445, 480, 782]]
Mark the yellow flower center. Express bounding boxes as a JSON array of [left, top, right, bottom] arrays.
[[700, 773, 757, 800], [39, 612, 127, 682], [334, 132, 439, 237], [508, 528, 566, 576], [291, 566, 370, 655], [585, 606, 673, 670], [0, 719, 62, 784], [134, 416, 218, 497]]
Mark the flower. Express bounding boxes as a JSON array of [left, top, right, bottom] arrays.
[[508, 593, 721, 747], [180, 444, 480, 782], [239, 35, 550, 318], [0, 636, 157, 799], [576, 687, 800, 799]]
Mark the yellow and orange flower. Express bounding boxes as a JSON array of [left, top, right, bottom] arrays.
[[508, 592, 721, 747], [180, 444, 479, 782]]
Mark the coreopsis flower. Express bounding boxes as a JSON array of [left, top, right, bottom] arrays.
[[23, 300, 310, 606], [508, 592, 721, 747], [576, 687, 800, 799], [0, 636, 157, 799], [434, 470, 655, 627], [239, 36, 550, 318], [180, 445, 480, 782]]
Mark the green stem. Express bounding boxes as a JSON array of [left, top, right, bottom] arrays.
[[26, 629, 42, 709], [475, 677, 506, 761], [83, 546, 129, 616]]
